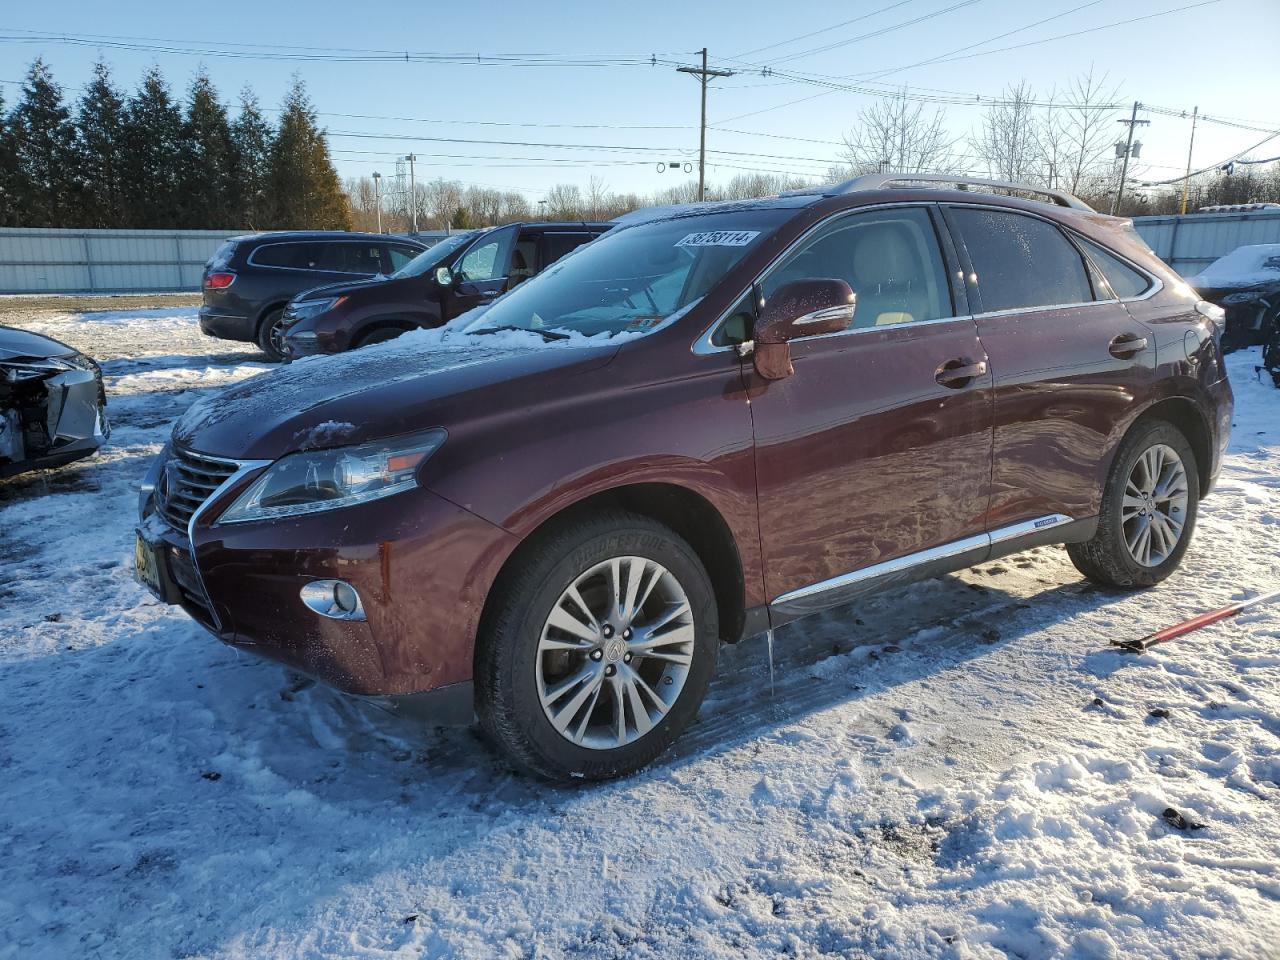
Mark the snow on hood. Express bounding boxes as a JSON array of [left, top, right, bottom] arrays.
[[171, 321, 628, 459], [1187, 244, 1280, 289]]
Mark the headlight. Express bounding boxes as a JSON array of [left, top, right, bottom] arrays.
[[287, 296, 346, 322], [0, 358, 72, 383], [218, 428, 446, 524]]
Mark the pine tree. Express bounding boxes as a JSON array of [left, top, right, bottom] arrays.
[[10, 58, 78, 227], [266, 78, 350, 229], [120, 67, 184, 228], [229, 88, 272, 229], [177, 71, 236, 227], [0, 89, 21, 226], [74, 61, 127, 228]]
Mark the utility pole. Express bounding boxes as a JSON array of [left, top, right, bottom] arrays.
[[404, 154, 418, 234], [1111, 101, 1149, 216], [676, 49, 734, 202], [371, 171, 383, 233], [1180, 107, 1199, 215]]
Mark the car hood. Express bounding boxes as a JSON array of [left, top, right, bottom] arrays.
[[172, 331, 620, 460], [0, 325, 78, 362], [295, 276, 397, 302]]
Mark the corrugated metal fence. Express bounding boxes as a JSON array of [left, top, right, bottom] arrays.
[[0, 228, 238, 294], [0, 227, 450, 294], [1132, 210, 1280, 277]]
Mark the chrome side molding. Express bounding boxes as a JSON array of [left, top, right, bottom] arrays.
[[771, 514, 1074, 617]]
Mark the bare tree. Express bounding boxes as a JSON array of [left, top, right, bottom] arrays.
[[584, 175, 611, 220], [837, 89, 956, 176], [544, 182, 583, 219], [970, 81, 1045, 184], [1040, 68, 1122, 196], [343, 176, 380, 232], [497, 190, 531, 222], [423, 178, 462, 230]]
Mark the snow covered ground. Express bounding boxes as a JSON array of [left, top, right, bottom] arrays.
[[2, 308, 1279, 959]]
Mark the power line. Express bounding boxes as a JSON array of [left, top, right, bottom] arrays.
[[761, 0, 987, 66], [729, 1, 919, 59], [715, 0, 1220, 124]]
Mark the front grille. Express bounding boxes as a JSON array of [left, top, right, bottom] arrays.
[[156, 447, 241, 531]]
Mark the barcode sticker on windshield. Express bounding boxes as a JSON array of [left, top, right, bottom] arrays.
[[675, 230, 759, 248]]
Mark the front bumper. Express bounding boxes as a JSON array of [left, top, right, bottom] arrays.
[[0, 367, 109, 478], [136, 452, 517, 704]]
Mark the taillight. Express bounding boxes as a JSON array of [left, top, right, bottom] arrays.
[[1194, 300, 1226, 339], [204, 272, 236, 290]]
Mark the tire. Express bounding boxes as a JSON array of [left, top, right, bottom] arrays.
[[476, 510, 719, 781], [256, 308, 286, 362], [1067, 420, 1200, 588], [355, 326, 407, 349]]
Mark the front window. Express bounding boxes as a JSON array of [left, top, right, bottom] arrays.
[[465, 210, 793, 339], [390, 232, 478, 278]]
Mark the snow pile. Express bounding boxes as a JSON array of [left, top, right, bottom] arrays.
[[1187, 244, 1280, 289], [0, 307, 1278, 958]]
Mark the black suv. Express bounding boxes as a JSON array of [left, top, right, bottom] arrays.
[[199, 232, 430, 361], [281, 221, 612, 359]]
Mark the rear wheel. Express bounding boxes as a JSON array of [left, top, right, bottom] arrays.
[[1067, 420, 1199, 588], [476, 511, 718, 781], [256, 308, 287, 362]]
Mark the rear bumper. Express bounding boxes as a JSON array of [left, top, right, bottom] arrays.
[[198, 307, 255, 342], [1204, 375, 1233, 496]]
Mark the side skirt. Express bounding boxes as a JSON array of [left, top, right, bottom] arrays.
[[767, 514, 1097, 628]]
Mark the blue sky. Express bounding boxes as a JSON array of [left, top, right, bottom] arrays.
[[3, 0, 1278, 202]]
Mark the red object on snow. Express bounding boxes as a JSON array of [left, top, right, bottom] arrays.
[[1113, 588, 1280, 652]]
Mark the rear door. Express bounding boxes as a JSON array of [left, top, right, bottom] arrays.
[[942, 205, 1159, 528], [540, 231, 595, 273], [745, 204, 995, 611]]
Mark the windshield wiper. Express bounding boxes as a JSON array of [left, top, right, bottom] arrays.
[[471, 325, 570, 341]]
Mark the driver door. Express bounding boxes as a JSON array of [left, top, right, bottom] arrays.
[[446, 224, 518, 320], [745, 205, 995, 612]]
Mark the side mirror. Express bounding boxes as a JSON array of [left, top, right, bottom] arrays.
[[435, 267, 454, 286], [752, 278, 856, 380]]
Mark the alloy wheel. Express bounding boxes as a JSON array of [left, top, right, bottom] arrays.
[[268, 316, 288, 358], [1122, 443, 1189, 567], [535, 556, 695, 750]]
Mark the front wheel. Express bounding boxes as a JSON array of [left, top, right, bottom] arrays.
[[1067, 420, 1200, 588], [476, 512, 718, 781], [257, 309, 287, 362]]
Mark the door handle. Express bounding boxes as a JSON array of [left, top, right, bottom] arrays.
[[935, 358, 988, 388], [1109, 333, 1149, 359]]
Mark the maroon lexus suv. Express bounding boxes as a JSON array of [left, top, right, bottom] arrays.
[[137, 174, 1233, 781]]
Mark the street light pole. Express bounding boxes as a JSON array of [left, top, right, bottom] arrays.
[[676, 49, 734, 202], [405, 154, 418, 234], [371, 171, 382, 234]]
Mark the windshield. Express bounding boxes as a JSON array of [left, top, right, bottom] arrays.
[[464, 210, 792, 338], [391, 231, 479, 278]]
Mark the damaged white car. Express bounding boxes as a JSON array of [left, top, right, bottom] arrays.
[[0, 325, 109, 478]]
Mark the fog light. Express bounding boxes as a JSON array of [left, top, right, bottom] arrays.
[[300, 579, 366, 621]]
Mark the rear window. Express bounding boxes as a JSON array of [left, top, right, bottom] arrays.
[[251, 242, 323, 269], [1077, 237, 1153, 299], [951, 208, 1093, 313], [542, 232, 594, 266], [208, 240, 237, 271], [317, 242, 384, 274]]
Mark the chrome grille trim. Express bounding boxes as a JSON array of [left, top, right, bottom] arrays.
[[156, 447, 241, 530]]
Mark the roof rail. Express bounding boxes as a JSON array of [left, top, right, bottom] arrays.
[[800, 173, 1094, 211]]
